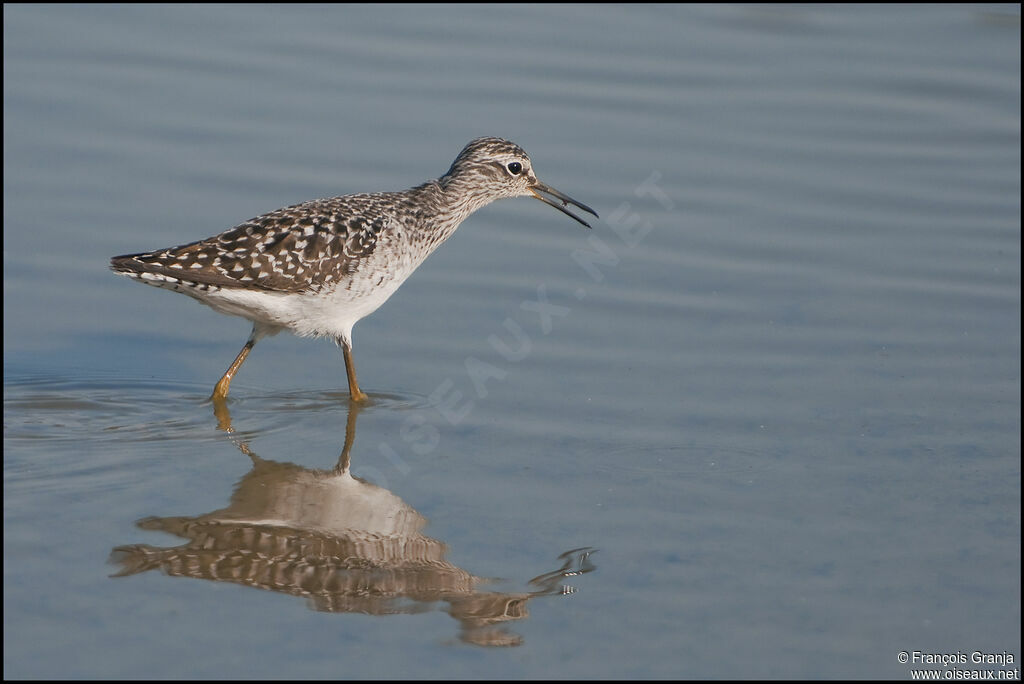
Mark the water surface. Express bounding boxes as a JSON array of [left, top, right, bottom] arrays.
[[4, 4, 1020, 679]]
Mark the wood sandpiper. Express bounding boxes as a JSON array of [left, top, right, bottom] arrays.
[[110, 137, 598, 402]]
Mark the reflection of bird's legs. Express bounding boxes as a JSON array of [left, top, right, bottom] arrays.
[[335, 399, 362, 473], [212, 395, 233, 433]]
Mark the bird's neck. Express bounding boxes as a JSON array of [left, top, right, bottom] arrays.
[[397, 174, 498, 246], [437, 171, 500, 223]]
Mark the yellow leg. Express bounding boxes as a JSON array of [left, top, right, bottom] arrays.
[[342, 342, 368, 402], [211, 339, 255, 401]]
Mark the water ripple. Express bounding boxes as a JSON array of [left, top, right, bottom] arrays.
[[3, 371, 435, 448]]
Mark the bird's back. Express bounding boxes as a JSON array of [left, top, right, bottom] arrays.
[[110, 192, 406, 295]]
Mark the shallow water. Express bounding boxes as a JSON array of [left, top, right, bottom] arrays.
[[4, 4, 1020, 679]]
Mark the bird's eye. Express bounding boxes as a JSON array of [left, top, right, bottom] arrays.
[[506, 161, 523, 176]]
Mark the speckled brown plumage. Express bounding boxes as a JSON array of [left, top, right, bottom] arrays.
[[110, 137, 598, 400]]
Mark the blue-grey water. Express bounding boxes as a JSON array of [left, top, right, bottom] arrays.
[[4, 4, 1020, 679]]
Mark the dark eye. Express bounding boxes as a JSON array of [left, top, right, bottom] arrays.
[[506, 161, 523, 175]]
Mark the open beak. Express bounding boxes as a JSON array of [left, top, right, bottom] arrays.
[[530, 180, 599, 229]]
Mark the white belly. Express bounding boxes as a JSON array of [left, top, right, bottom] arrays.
[[197, 261, 417, 344]]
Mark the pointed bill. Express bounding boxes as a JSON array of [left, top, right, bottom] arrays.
[[530, 180, 599, 228]]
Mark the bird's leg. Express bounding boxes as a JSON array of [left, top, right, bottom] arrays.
[[211, 338, 256, 401], [341, 340, 368, 402]]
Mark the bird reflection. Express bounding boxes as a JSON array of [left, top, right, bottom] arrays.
[[109, 398, 596, 647]]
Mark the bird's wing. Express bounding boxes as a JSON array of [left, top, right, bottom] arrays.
[[110, 195, 393, 293]]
